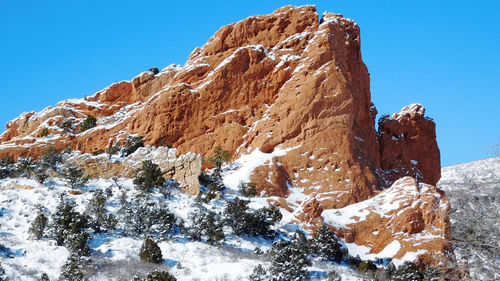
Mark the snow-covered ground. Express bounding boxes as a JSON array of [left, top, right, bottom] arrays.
[[438, 156, 500, 191], [0, 161, 362, 280]]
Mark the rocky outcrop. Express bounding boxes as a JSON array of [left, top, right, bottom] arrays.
[[378, 104, 441, 186], [66, 146, 202, 195], [0, 5, 447, 265], [321, 177, 452, 267]]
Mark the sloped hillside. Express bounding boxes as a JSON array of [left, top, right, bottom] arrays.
[[438, 157, 500, 280]]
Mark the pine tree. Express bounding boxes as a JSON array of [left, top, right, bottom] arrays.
[[85, 190, 117, 233], [0, 261, 7, 281], [39, 146, 62, 168], [139, 237, 163, 264], [39, 273, 50, 281], [58, 256, 86, 281], [64, 165, 88, 189], [134, 160, 165, 192], [16, 156, 35, 178], [269, 239, 311, 281], [188, 204, 225, 245], [50, 196, 89, 248], [390, 261, 424, 281], [121, 135, 144, 157], [34, 162, 49, 184], [0, 157, 15, 179], [207, 146, 231, 191], [249, 264, 269, 281], [224, 197, 281, 237], [311, 225, 344, 263], [29, 208, 48, 240], [239, 181, 258, 197], [79, 115, 97, 132], [325, 270, 342, 281]]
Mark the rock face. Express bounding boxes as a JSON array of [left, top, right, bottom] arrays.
[[66, 146, 203, 195], [0, 5, 448, 266], [378, 104, 441, 186]]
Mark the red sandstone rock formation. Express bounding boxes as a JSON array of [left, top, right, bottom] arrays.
[[0, 5, 449, 266]]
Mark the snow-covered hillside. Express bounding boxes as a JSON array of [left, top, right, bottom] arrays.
[[438, 157, 500, 191], [0, 149, 367, 281], [438, 157, 500, 280]]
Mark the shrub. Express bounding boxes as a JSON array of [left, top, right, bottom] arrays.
[[149, 67, 160, 75], [59, 119, 73, 134], [347, 255, 362, 269], [39, 146, 62, 168], [122, 135, 144, 157], [311, 225, 344, 263], [29, 209, 48, 240], [39, 273, 50, 281], [50, 196, 89, 248], [58, 256, 86, 281], [0, 261, 6, 281], [269, 239, 311, 281], [64, 165, 88, 189], [134, 160, 165, 192], [107, 144, 120, 159], [249, 264, 268, 281], [91, 149, 105, 156], [34, 163, 49, 184], [358, 260, 377, 273], [325, 270, 342, 281], [188, 204, 225, 245], [133, 271, 176, 281], [80, 115, 97, 132], [119, 193, 177, 239], [139, 237, 163, 264], [390, 261, 424, 281], [15, 156, 35, 178], [85, 190, 117, 233], [239, 181, 258, 197], [207, 146, 231, 191], [224, 197, 281, 237], [40, 128, 49, 138], [0, 157, 15, 179]]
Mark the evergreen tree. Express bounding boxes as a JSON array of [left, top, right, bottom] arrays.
[[64, 165, 88, 189], [390, 261, 424, 281], [119, 193, 176, 239], [85, 190, 117, 233], [29, 208, 48, 240], [224, 197, 281, 237], [311, 225, 344, 263], [207, 146, 231, 191], [139, 237, 163, 264], [39, 273, 50, 281], [325, 270, 342, 281], [50, 196, 89, 250], [0, 157, 15, 179], [65, 232, 91, 256], [269, 239, 311, 281], [59, 119, 73, 134], [134, 160, 165, 192], [121, 135, 144, 157], [79, 115, 97, 132], [188, 204, 225, 245], [239, 181, 258, 197], [39, 146, 62, 169], [133, 271, 176, 281], [249, 264, 269, 281], [15, 156, 35, 178], [33, 162, 49, 184], [58, 256, 86, 281], [0, 261, 7, 281]]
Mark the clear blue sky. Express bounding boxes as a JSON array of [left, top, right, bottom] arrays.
[[0, 0, 498, 166]]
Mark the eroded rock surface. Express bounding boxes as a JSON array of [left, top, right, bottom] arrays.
[[0, 5, 447, 266]]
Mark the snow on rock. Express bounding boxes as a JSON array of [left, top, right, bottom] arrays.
[[322, 177, 452, 265]]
